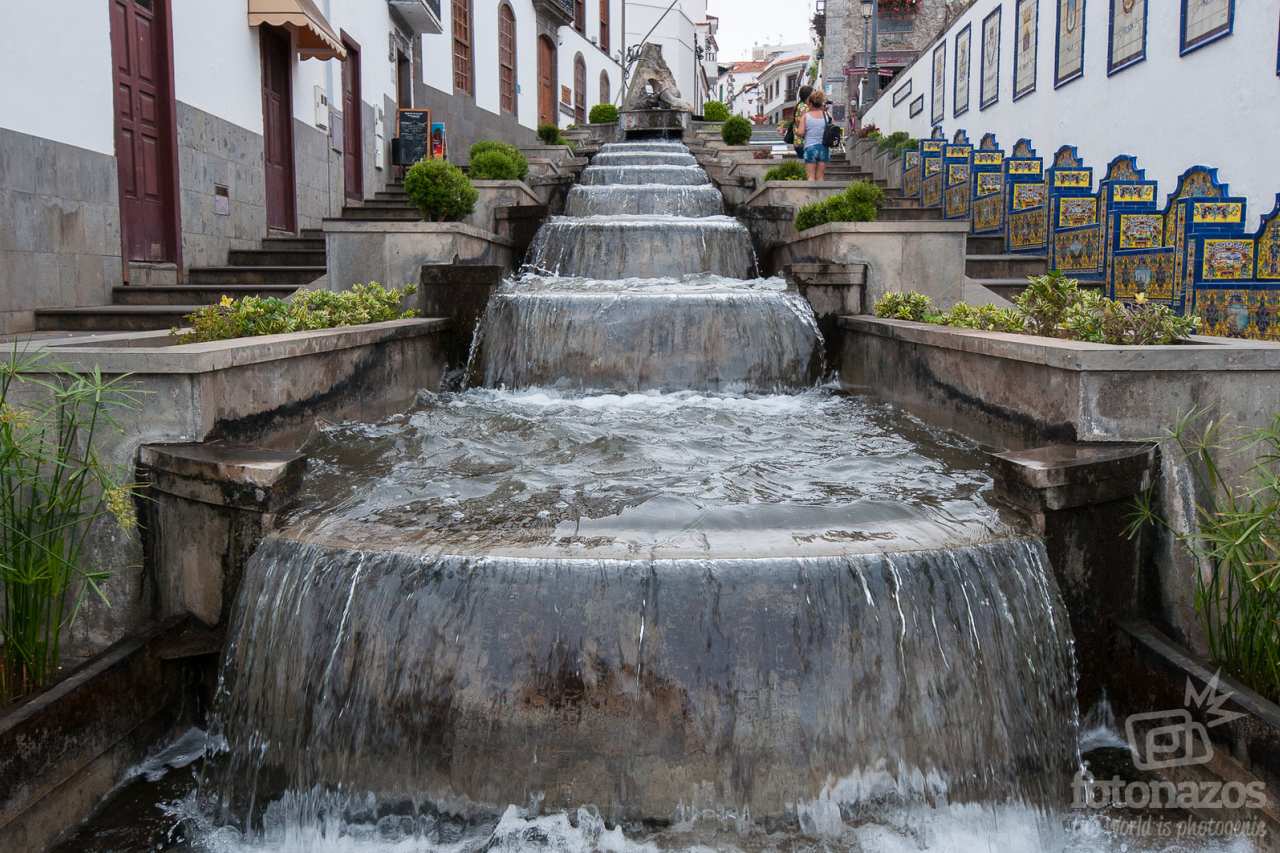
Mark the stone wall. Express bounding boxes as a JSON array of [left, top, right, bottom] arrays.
[[294, 119, 342, 232], [176, 103, 266, 270], [413, 82, 539, 167], [0, 128, 120, 333]]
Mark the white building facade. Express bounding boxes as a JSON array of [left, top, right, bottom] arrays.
[[624, 0, 709, 110], [757, 53, 811, 126], [0, 0, 440, 331]]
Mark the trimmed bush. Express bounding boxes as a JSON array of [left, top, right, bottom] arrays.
[[589, 103, 619, 124], [469, 140, 529, 180], [721, 115, 752, 146], [537, 124, 566, 145], [877, 130, 911, 152], [702, 100, 730, 122], [177, 283, 418, 343], [469, 150, 523, 181], [763, 161, 807, 182], [404, 159, 477, 221], [794, 180, 884, 231]]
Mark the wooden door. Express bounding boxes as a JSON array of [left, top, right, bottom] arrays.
[[260, 26, 295, 233], [498, 4, 516, 116], [538, 36, 556, 127], [109, 0, 177, 262], [342, 36, 363, 202]]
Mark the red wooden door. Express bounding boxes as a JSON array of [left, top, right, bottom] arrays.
[[260, 27, 295, 232], [538, 37, 556, 127], [342, 37, 363, 202], [109, 0, 176, 262]]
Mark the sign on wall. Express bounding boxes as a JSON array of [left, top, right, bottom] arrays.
[[893, 79, 913, 106], [1108, 0, 1146, 74], [1180, 0, 1234, 55], [981, 7, 1002, 109], [931, 42, 946, 125], [1055, 0, 1085, 87], [395, 109, 430, 164], [1015, 0, 1039, 100], [954, 24, 971, 117]]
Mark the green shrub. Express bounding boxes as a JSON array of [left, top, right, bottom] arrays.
[[794, 181, 883, 231], [763, 161, 807, 182], [1015, 271, 1084, 337], [469, 149, 523, 180], [0, 351, 141, 702], [721, 115, 753, 146], [589, 103, 619, 124], [877, 130, 911, 152], [403, 159, 477, 222], [938, 302, 1026, 333], [874, 291, 935, 321], [1129, 412, 1280, 703], [702, 100, 730, 122], [537, 124, 567, 145], [469, 141, 528, 180], [176, 283, 418, 343], [894, 137, 919, 156]]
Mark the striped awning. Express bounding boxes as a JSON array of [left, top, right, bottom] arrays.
[[248, 0, 346, 60]]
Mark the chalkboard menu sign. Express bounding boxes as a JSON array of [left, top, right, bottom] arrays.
[[395, 109, 430, 164]]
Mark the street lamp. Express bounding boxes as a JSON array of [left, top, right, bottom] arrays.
[[860, 0, 880, 106]]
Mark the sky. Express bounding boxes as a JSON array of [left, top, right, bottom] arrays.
[[706, 0, 814, 63]]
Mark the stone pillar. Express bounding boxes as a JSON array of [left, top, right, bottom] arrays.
[[139, 444, 306, 627], [988, 443, 1158, 707]]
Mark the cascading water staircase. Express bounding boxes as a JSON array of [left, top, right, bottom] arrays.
[[182, 141, 1095, 851]]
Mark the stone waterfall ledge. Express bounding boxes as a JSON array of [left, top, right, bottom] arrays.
[[466, 180, 542, 234], [839, 315, 1280, 662], [12, 319, 449, 663], [771, 221, 970, 310], [323, 219, 515, 293]]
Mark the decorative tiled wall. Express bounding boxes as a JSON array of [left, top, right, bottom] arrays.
[[897, 132, 1280, 338]]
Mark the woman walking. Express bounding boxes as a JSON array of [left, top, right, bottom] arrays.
[[794, 91, 832, 181]]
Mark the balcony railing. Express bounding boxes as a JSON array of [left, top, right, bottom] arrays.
[[533, 0, 574, 25], [388, 0, 442, 34]]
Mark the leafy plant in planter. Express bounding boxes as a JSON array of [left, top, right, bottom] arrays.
[[721, 115, 753, 146], [537, 124, 568, 146], [876, 131, 912, 153], [1129, 412, 1280, 703], [795, 181, 884, 230], [0, 351, 141, 702], [763, 161, 807, 182], [874, 291, 935, 321], [857, 124, 881, 139], [403, 159, 478, 222], [702, 100, 730, 122], [589, 103, 619, 124], [469, 141, 528, 180], [176, 284, 418, 343]]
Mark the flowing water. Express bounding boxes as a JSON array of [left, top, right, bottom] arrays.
[[56, 143, 1262, 851]]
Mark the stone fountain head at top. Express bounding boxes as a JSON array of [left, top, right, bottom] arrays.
[[621, 43, 692, 139]]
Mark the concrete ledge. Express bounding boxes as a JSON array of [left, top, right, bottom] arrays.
[[745, 180, 850, 209], [840, 316, 1280, 372], [27, 318, 448, 375], [323, 219, 515, 292], [772, 221, 970, 309]]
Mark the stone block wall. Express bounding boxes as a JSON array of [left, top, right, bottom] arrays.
[[294, 119, 342, 232], [176, 103, 266, 269], [0, 128, 120, 332]]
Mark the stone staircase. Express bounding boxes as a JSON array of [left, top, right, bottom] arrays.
[[335, 183, 419, 221], [965, 235, 1048, 302], [35, 231, 326, 332]]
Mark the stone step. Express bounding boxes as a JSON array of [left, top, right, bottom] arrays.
[[34, 305, 205, 332], [111, 285, 300, 306], [966, 254, 1049, 279], [300, 228, 324, 240], [188, 266, 326, 285], [228, 248, 326, 267], [877, 206, 944, 222], [260, 236, 326, 252], [339, 207, 421, 221], [966, 235, 1005, 254]]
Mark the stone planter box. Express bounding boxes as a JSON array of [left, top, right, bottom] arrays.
[[468, 180, 540, 233], [324, 220, 515, 291], [771, 221, 970, 309], [873, 151, 903, 188], [19, 319, 449, 659], [839, 315, 1280, 649], [746, 180, 850, 210]]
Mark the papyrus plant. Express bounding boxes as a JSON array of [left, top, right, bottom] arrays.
[[0, 350, 140, 702]]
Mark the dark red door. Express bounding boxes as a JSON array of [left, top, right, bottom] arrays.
[[260, 27, 296, 233], [110, 0, 176, 262], [342, 36, 363, 202], [574, 55, 587, 125], [538, 37, 556, 127]]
